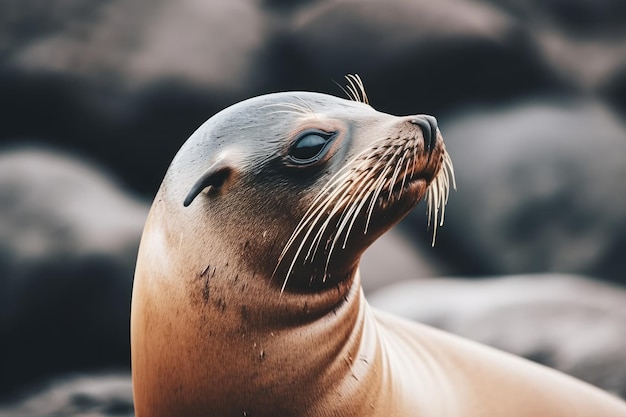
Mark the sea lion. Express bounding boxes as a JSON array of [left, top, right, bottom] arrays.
[[130, 78, 626, 416]]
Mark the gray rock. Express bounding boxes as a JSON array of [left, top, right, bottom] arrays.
[[406, 99, 626, 283], [481, 0, 626, 33], [269, 0, 565, 116], [2, 0, 268, 95], [0, 146, 147, 398], [0, 372, 133, 417], [0, 0, 272, 194]]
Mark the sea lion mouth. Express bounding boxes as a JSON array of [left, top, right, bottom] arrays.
[[377, 175, 428, 211], [373, 140, 442, 211]]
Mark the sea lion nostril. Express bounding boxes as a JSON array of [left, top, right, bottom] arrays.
[[425, 115, 438, 151], [423, 115, 438, 127], [410, 116, 437, 151]]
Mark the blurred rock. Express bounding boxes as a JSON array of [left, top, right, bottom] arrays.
[[479, 0, 626, 102], [267, 0, 567, 117], [532, 27, 626, 99], [600, 62, 626, 118], [0, 0, 272, 195], [482, 0, 626, 33], [369, 274, 626, 398], [0, 146, 147, 399], [406, 99, 626, 283], [1, 0, 267, 94], [0, 372, 133, 417]]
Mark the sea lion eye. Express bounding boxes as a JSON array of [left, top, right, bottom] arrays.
[[288, 130, 336, 165]]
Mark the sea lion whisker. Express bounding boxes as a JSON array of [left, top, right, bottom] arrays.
[[279, 179, 359, 290], [438, 153, 455, 223], [321, 188, 369, 280], [412, 142, 418, 179], [278, 207, 326, 272], [432, 180, 444, 245], [280, 221, 326, 293], [332, 172, 377, 246], [439, 152, 455, 204], [287, 144, 387, 238], [343, 74, 361, 103], [275, 135, 411, 290], [441, 163, 451, 206], [314, 168, 378, 254], [345, 74, 369, 105], [306, 187, 356, 262], [307, 168, 374, 259], [439, 178, 448, 227], [345, 84, 360, 104], [333, 79, 355, 104], [279, 162, 381, 288], [429, 176, 441, 244], [398, 147, 413, 199], [301, 155, 372, 212], [388, 147, 407, 200], [280, 187, 353, 292], [275, 215, 320, 281], [365, 164, 395, 234], [309, 166, 377, 260], [295, 96, 317, 116], [317, 188, 368, 279], [426, 185, 434, 228], [365, 142, 402, 205], [277, 172, 356, 265], [341, 176, 380, 248], [364, 167, 389, 225], [355, 75, 369, 105], [425, 150, 456, 246], [260, 102, 314, 117], [277, 182, 350, 271], [445, 151, 457, 190], [265, 109, 308, 117]]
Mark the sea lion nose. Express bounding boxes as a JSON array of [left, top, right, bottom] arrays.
[[410, 115, 438, 151]]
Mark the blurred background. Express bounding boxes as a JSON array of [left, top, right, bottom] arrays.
[[1, 0, 625, 415]]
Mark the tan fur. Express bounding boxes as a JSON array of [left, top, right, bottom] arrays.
[[131, 90, 626, 416]]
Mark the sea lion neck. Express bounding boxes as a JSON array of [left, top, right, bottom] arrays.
[[132, 209, 372, 415]]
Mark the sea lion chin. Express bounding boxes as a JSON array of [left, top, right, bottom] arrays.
[[130, 77, 626, 417]]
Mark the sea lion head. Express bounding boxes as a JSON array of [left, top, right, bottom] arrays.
[[146, 77, 453, 320]]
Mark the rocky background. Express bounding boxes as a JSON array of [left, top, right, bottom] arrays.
[[1, 0, 625, 415]]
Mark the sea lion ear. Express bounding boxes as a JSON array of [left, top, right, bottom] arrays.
[[183, 160, 232, 207]]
